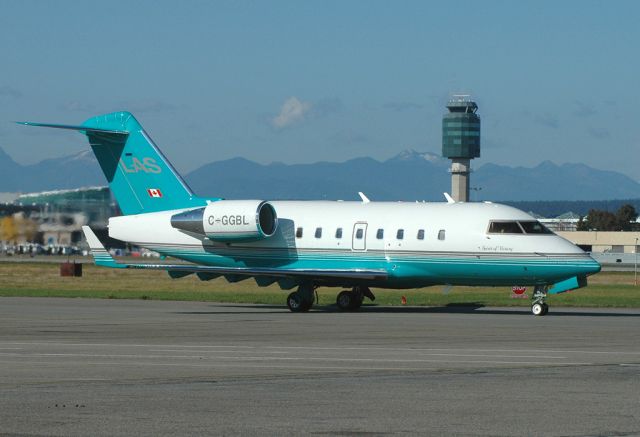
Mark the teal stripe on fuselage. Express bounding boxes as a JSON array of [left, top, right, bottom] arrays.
[[141, 243, 598, 288]]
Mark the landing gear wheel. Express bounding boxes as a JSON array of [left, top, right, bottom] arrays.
[[531, 285, 549, 317], [287, 283, 316, 313], [336, 289, 364, 311], [336, 290, 354, 311], [531, 303, 544, 316], [287, 292, 303, 312], [287, 292, 312, 312]]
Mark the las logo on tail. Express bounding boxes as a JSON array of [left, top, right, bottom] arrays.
[[19, 111, 600, 315]]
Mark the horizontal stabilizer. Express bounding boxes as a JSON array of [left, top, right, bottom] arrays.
[[16, 121, 128, 135]]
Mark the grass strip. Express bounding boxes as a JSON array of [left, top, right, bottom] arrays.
[[1, 261, 639, 308]]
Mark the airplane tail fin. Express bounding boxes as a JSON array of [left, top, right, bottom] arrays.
[[19, 112, 211, 215]]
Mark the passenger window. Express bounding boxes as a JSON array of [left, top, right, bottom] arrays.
[[335, 228, 343, 239], [355, 229, 364, 239], [376, 229, 384, 239], [417, 229, 425, 240], [396, 229, 404, 240], [315, 227, 322, 238], [438, 230, 445, 241], [296, 227, 303, 238], [488, 221, 523, 234]]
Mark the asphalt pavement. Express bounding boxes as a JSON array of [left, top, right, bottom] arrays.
[[0, 298, 639, 436]]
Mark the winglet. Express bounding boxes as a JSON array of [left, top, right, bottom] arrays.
[[443, 193, 455, 204], [81, 226, 126, 268]]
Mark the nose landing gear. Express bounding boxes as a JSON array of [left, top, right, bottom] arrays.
[[531, 286, 549, 316]]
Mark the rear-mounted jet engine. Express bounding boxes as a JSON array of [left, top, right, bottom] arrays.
[[171, 200, 278, 242]]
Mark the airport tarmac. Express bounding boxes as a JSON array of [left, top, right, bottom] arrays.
[[0, 298, 639, 436]]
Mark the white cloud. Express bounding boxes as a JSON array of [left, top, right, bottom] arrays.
[[271, 96, 312, 129]]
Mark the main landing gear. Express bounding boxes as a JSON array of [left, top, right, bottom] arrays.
[[287, 283, 316, 312], [336, 286, 375, 311], [286, 284, 376, 312], [531, 285, 549, 316]]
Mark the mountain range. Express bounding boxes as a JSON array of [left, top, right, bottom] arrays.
[[1, 146, 639, 202]]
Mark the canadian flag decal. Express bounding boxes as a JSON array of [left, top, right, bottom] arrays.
[[147, 188, 163, 198]]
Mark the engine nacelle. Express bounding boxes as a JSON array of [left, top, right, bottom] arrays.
[[170, 200, 278, 242]]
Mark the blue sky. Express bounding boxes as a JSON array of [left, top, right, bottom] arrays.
[[1, 0, 639, 180]]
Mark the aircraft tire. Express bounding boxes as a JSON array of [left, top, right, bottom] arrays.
[[287, 292, 309, 312], [542, 303, 549, 315], [531, 303, 545, 316], [336, 290, 354, 311]]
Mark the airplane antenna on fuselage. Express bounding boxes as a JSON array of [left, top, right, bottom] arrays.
[[443, 193, 455, 204], [358, 192, 371, 203]]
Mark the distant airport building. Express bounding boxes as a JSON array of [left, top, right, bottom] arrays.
[[539, 212, 582, 232], [558, 230, 640, 266], [442, 95, 480, 202], [0, 192, 20, 204], [0, 186, 116, 247]]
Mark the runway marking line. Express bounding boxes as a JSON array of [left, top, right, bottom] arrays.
[[148, 349, 569, 359], [0, 352, 207, 359], [0, 359, 594, 372], [2, 342, 639, 356], [0, 352, 593, 366]]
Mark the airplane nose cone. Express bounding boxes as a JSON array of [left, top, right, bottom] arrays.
[[587, 256, 602, 275]]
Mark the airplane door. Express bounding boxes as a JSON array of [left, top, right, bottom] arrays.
[[352, 222, 368, 251]]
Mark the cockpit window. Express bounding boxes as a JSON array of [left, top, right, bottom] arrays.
[[488, 221, 523, 234], [488, 220, 554, 235], [519, 221, 554, 234]]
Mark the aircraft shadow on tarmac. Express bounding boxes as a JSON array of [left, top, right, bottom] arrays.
[[174, 303, 640, 318]]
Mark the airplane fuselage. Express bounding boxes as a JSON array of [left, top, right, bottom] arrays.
[[109, 200, 600, 289]]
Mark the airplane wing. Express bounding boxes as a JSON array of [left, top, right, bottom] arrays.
[[82, 226, 388, 282]]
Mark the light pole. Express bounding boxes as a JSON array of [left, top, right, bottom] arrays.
[[635, 237, 638, 286]]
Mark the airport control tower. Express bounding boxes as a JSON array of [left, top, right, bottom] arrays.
[[442, 95, 480, 202]]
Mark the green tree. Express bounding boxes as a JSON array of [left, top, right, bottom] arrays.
[[579, 204, 638, 231], [616, 204, 638, 231]]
